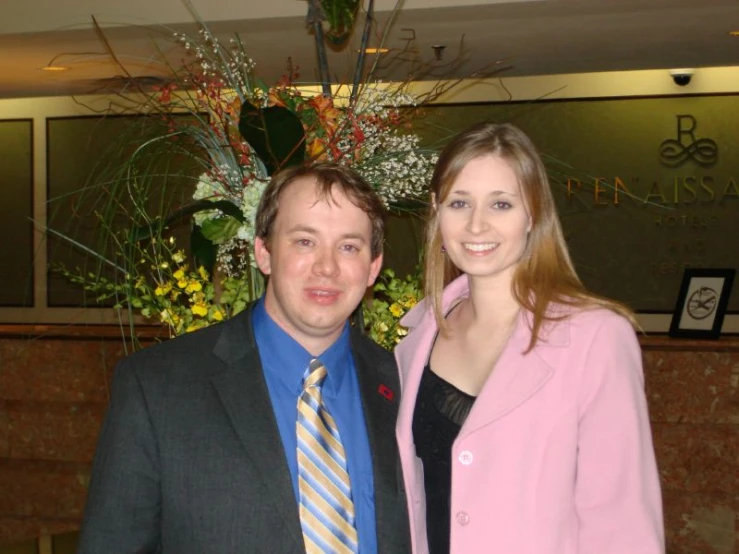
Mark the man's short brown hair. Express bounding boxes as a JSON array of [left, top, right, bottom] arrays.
[[255, 163, 386, 259]]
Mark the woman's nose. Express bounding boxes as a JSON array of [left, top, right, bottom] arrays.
[[465, 206, 488, 234]]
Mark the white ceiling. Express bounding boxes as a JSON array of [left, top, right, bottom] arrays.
[[2, 0, 739, 99]]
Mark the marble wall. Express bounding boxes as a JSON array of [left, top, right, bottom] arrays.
[[0, 330, 152, 545], [0, 329, 737, 552], [643, 339, 739, 554]]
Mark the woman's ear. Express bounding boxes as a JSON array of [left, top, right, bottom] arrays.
[[431, 192, 438, 211]]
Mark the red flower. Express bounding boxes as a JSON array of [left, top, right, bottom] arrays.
[[155, 82, 178, 104], [378, 384, 394, 401]]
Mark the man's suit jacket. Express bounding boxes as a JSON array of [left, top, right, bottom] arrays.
[[77, 305, 410, 553]]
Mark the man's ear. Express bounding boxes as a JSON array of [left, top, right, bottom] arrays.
[[366, 253, 383, 288], [254, 236, 272, 275]]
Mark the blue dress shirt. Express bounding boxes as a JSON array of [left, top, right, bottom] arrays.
[[252, 298, 378, 554]]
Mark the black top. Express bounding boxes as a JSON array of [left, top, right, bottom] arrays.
[[412, 364, 476, 554]]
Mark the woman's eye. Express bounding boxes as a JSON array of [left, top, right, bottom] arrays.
[[449, 200, 467, 209], [493, 201, 512, 210]]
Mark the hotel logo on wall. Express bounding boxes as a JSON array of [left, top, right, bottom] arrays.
[[659, 115, 718, 168]]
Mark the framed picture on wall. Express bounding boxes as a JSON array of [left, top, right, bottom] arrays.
[[669, 268, 736, 339]]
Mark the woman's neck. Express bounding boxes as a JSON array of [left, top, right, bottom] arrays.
[[462, 273, 519, 324]]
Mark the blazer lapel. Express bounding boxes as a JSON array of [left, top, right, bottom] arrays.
[[351, 331, 402, 552], [209, 308, 304, 551], [458, 313, 558, 439], [396, 274, 469, 446], [394, 310, 438, 447]]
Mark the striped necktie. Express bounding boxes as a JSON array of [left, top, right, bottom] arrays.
[[296, 358, 359, 554]]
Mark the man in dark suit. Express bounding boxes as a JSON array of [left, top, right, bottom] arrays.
[[77, 163, 410, 553]]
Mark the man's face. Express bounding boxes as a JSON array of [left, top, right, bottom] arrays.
[[254, 177, 383, 355]]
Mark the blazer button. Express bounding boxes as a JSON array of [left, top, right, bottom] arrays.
[[458, 450, 473, 465], [456, 511, 470, 526]]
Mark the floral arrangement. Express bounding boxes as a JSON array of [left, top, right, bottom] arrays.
[[54, 237, 255, 336], [53, 6, 455, 345], [170, 26, 437, 275], [364, 268, 423, 350]]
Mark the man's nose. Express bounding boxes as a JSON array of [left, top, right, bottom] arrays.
[[313, 246, 339, 276]]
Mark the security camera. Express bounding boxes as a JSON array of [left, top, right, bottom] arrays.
[[668, 68, 694, 87]]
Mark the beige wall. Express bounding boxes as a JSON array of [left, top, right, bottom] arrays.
[[1, 67, 738, 331]]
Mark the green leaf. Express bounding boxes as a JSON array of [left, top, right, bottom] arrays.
[[238, 101, 306, 174], [132, 199, 244, 241], [200, 216, 242, 244], [320, 0, 361, 45], [190, 226, 218, 275]]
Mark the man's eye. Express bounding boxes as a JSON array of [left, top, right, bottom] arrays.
[[296, 239, 313, 247], [341, 244, 360, 253]]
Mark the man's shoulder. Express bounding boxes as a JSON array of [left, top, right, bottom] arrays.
[[349, 327, 394, 362], [125, 318, 220, 360], [117, 309, 254, 382]]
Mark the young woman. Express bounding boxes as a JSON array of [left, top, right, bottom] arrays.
[[395, 122, 664, 554]]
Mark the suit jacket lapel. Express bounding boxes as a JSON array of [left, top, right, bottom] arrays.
[[351, 330, 401, 553], [209, 308, 304, 551]]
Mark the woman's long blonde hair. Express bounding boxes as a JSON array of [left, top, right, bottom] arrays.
[[425, 121, 636, 352]]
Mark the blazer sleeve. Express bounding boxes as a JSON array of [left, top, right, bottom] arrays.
[[77, 359, 162, 554], [575, 314, 665, 554]]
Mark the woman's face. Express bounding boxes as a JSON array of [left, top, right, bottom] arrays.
[[437, 154, 531, 286]]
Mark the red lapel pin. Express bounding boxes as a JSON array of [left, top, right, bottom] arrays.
[[377, 384, 394, 401]]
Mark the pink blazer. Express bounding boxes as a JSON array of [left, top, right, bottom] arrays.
[[395, 275, 664, 554]]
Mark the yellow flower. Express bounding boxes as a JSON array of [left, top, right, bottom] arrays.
[[212, 308, 225, 321], [185, 280, 202, 293], [160, 308, 180, 326], [198, 266, 209, 280], [172, 250, 185, 264], [186, 321, 207, 333], [154, 283, 172, 296], [191, 302, 208, 317], [389, 303, 403, 318], [173, 268, 186, 281], [400, 295, 418, 309]]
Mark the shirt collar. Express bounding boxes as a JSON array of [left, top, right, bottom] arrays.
[[252, 296, 353, 398]]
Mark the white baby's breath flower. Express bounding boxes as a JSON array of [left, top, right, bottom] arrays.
[[236, 177, 268, 245]]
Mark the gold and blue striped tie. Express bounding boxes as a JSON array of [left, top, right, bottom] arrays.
[[297, 358, 359, 554]]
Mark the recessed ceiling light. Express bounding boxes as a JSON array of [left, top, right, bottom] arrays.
[[361, 47, 389, 54], [40, 65, 69, 71], [729, 30, 739, 36]]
